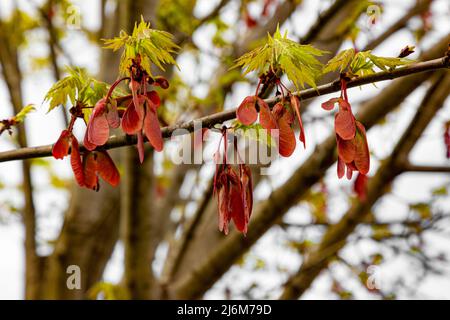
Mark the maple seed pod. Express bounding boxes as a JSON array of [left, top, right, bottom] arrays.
[[236, 96, 257, 125], [155, 76, 169, 89]]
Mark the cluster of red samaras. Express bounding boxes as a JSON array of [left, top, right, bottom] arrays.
[[322, 81, 370, 200], [236, 93, 306, 157], [52, 56, 169, 191], [213, 132, 253, 235]]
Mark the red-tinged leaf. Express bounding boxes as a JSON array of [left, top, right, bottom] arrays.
[[354, 173, 368, 201], [106, 100, 120, 128], [147, 90, 161, 109], [83, 152, 99, 191], [240, 164, 253, 221], [321, 97, 341, 111], [335, 109, 355, 140], [354, 121, 370, 175], [137, 131, 145, 163], [122, 102, 142, 134], [337, 156, 345, 179], [258, 97, 277, 130], [96, 151, 120, 187], [290, 95, 306, 148], [143, 106, 163, 151], [87, 113, 109, 147], [236, 96, 257, 125], [277, 116, 296, 157], [52, 130, 71, 159], [69, 136, 84, 187], [336, 135, 356, 163]]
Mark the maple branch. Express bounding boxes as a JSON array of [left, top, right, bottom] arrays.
[[0, 56, 448, 163], [361, 0, 432, 52], [279, 72, 450, 300]]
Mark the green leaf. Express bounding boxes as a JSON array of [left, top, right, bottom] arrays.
[[232, 25, 326, 89], [103, 16, 179, 75]]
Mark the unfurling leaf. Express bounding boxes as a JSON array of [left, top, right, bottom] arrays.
[[232, 25, 326, 89]]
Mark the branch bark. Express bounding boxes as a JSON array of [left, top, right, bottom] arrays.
[[279, 71, 450, 299]]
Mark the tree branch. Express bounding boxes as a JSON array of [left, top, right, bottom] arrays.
[[0, 56, 447, 163], [0, 18, 40, 299]]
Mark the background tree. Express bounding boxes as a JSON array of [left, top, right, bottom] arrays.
[[0, 0, 449, 300]]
